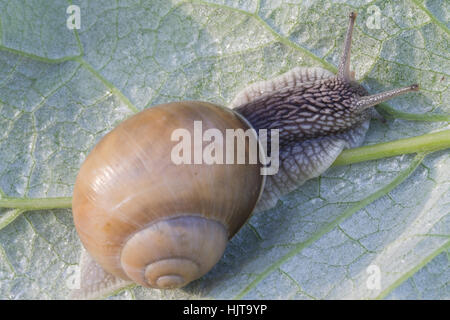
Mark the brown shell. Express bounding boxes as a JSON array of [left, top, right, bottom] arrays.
[[72, 101, 264, 288]]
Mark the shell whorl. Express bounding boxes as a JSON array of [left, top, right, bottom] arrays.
[[121, 216, 228, 289]]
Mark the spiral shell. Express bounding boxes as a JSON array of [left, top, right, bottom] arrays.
[[72, 101, 265, 289]]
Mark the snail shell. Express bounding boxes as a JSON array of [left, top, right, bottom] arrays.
[[72, 101, 265, 289]]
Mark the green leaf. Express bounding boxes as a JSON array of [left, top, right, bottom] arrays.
[[0, 0, 448, 299]]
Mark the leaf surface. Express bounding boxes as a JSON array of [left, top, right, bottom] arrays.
[[0, 0, 448, 299]]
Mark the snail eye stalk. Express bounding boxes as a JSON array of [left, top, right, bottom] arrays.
[[338, 12, 357, 82], [355, 84, 419, 112]]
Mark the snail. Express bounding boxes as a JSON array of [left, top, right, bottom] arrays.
[[72, 12, 419, 292]]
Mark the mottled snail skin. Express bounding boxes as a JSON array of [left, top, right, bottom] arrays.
[[72, 12, 419, 292], [72, 101, 264, 289], [231, 12, 418, 211]]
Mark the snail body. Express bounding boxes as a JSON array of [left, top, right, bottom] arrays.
[[72, 12, 419, 292]]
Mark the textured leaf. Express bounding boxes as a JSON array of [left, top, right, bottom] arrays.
[[0, 0, 448, 299]]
